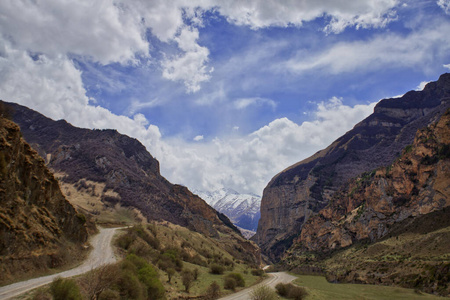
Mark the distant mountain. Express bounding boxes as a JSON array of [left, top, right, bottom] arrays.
[[2, 100, 261, 265], [194, 188, 261, 232], [254, 73, 450, 261], [0, 114, 88, 284]]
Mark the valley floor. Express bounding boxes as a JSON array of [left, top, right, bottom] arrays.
[[293, 274, 449, 300]]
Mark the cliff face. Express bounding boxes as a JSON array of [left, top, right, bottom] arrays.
[[283, 109, 450, 296], [0, 116, 88, 283], [297, 108, 450, 252], [254, 73, 450, 260]]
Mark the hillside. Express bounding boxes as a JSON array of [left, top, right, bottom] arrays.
[[0, 115, 88, 285], [254, 73, 450, 260], [282, 109, 450, 295], [1, 100, 261, 266], [194, 188, 261, 232]]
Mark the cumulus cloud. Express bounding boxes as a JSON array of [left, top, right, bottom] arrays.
[[283, 22, 450, 74], [161, 26, 213, 93], [233, 97, 277, 110], [156, 98, 377, 194], [444, 63, 450, 70], [0, 0, 149, 65], [416, 81, 430, 91], [216, 0, 398, 33], [437, 0, 450, 14], [193, 135, 204, 141]]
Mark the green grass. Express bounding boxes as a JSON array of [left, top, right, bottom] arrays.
[[292, 275, 448, 300]]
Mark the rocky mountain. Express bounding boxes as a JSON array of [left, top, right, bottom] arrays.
[[0, 113, 88, 284], [2, 100, 260, 265], [254, 73, 450, 261], [194, 188, 261, 232], [283, 109, 450, 296]]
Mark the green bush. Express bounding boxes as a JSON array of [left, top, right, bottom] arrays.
[[210, 264, 225, 275], [224, 277, 237, 291], [251, 269, 264, 276], [118, 269, 145, 300], [225, 273, 245, 287], [205, 281, 221, 299], [138, 265, 165, 299], [250, 285, 277, 300], [275, 283, 308, 300], [275, 283, 288, 296], [98, 289, 120, 300], [50, 277, 82, 300]]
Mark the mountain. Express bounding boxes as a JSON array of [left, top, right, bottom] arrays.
[[283, 109, 450, 296], [194, 188, 261, 232], [1, 100, 261, 265], [254, 73, 450, 261], [0, 113, 88, 284]]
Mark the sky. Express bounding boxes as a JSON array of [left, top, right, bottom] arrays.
[[1, 0, 450, 195]]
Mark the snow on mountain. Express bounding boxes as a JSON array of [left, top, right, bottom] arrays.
[[193, 188, 261, 233]]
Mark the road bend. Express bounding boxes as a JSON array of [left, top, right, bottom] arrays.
[[0, 227, 122, 300]]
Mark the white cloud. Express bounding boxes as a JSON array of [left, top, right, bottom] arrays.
[[215, 0, 398, 33], [437, 0, 450, 14], [193, 135, 204, 141], [155, 98, 377, 194], [233, 97, 277, 110], [444, 63, 450, 70], [416, 81, 430, 91], [283, 22, 450, 74], [161, 26, 212, 93], [0, 0, 149, 65]]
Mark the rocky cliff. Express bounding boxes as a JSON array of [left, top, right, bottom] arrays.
[[282, 109, 450, 296], [297, 108, 450, 252], [0, 115, 88, 284], [254, 73, 450, 261]]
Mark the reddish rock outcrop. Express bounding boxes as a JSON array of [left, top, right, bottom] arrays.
[[297, 109, 450, 252]]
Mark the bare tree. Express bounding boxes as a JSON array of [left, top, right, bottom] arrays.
[[80, 264, 120, 300]]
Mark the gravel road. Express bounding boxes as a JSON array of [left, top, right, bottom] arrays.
[[0, 227, 121, 300], [219, 272, 298, 300]]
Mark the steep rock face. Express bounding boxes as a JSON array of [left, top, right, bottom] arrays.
[[2, 101, 239, 239], [297, 108, 450, 252], [0, 116, 88, 283], [254, 73, 450, 260]]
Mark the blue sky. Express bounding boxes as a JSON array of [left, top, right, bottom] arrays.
[[1, 0, 450, 195]]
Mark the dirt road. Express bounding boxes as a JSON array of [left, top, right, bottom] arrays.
[[219, 272, 298, 300], [0, 227, 121, 300]]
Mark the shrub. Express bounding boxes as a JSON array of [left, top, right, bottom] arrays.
[[224, 277, 237, 291], [138, 265, 165, 300], [182, 270, 195, 293], [275, 283, 288, 297], [226, 273, 245, 287], [275, 283, 308, 300], [118, 270, 145, 300], [250, 285, 277, 300], [50, 277, 82, 300], [210, 264, 225, 275], [205, 281, 221, 299], [98, 289, 120, 300], [251, 269, 264, 276]]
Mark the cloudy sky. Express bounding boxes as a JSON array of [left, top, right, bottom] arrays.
[[1, 0, 450, 195]]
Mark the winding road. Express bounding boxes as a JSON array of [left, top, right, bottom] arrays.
[[219, 272, 298, 300], [0, 227, 121, 300]]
